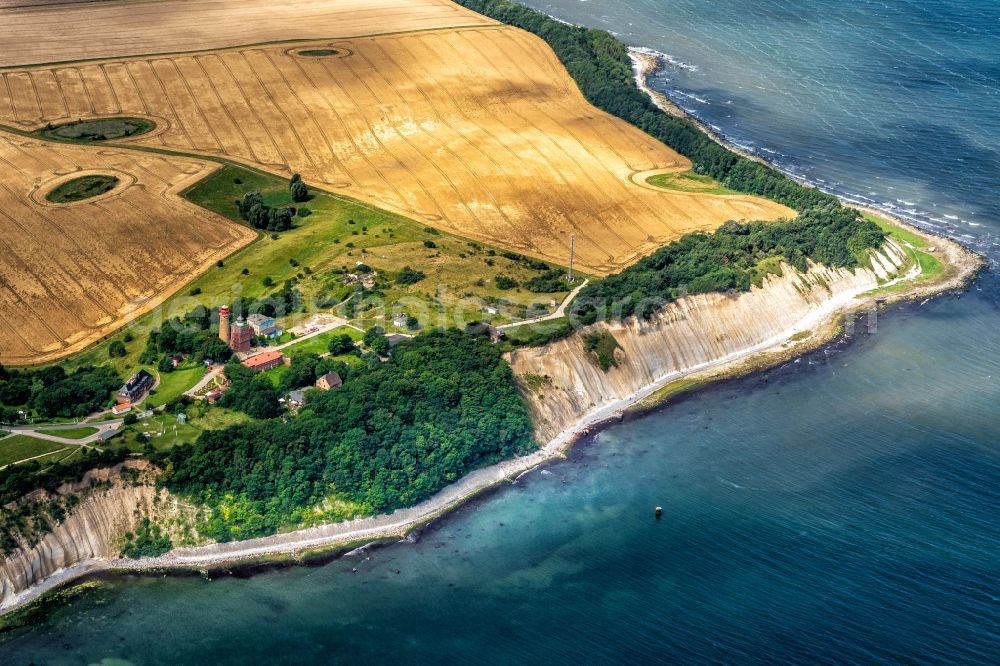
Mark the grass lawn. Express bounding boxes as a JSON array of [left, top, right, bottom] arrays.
[[282, 327, 362, 357], [52, 448, 86, 465], [118, 403, 251, 452], [35, 426, 98, 440], [185, 164, 574, 325], [646, 170, 739, 196], [122, 412, 202, 452], [502, 316, 572, 348], [0, 435, 69, 467], [145, 365, 206, 408], [188, 406, 252, 431], [260, 363, 291, 388]]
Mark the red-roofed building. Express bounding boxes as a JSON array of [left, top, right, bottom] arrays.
[[242, 351, 288, 373]]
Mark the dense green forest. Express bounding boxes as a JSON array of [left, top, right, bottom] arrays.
[[0, 364, 121, 421], [164, 330, 536, 541], [573, 208, 884, 320], [120, 517, 172, 559]]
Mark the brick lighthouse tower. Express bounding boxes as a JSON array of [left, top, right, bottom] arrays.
[[219, 306, 231, 345]]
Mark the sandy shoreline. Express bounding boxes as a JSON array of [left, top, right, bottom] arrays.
[[0, 50, 986, 624]]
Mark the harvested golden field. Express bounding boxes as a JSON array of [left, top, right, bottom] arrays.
[[0, 130, 255, 366], [0, 0, 492, 67], [0, 26, 792, 274]]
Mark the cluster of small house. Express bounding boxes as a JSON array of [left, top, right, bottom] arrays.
[[202, 348, 342, 410]]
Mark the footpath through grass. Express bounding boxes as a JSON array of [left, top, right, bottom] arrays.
[[0, 435, 69, 467], [867, 214, 944, 285]]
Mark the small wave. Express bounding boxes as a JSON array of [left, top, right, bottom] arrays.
[[544, 12, 575, 27], [631, 46, 700, 72], [671, 89, 709, 104]]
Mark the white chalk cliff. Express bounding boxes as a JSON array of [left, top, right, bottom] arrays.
[[0, 463, 194, 610], [511, 242, 908, 441]]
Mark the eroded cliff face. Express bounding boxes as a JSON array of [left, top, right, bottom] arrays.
[[511, 243, 908, 441], [0, 463, 195, 610]]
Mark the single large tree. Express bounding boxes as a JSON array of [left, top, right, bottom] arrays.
[[289, 173, 309, 202]]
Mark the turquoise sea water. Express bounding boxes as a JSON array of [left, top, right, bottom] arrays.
[[2, 1, 999, 663]]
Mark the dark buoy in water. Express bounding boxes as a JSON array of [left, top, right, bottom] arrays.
[[655, 506, 663, 519]]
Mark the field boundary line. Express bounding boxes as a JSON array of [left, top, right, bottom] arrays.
[[0, 24, 507, 71]]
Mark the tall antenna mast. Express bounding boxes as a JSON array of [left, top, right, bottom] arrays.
[[567, 234, 576, 283]]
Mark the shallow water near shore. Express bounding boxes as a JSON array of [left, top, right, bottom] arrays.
[[3, 0, 1000, 662], [525, 0, 1000, 257], [2, 279, 999, 663]]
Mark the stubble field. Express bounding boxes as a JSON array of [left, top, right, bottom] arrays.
[[0, 25, 792, 275], [0, 130, 255, 365], [0, 0, 493, 67]]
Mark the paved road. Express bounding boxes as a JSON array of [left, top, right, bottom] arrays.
[[184, 365, 224, 398], [499, 278, 589, 331], [5, 418, 124, 446], [237, 314, 362, 361]]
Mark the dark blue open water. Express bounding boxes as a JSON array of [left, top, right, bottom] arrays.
[[2, 1, 999, 663]]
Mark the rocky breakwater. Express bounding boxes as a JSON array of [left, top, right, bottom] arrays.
[[511, 242, 909, 442], [0, 462, 195, 612]]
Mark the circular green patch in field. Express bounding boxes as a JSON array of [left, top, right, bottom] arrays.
[[645, 170, 739, 196], [39, 117, 155, 142], [298, 49, 339, 57], [46, 175, 120, 203]]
